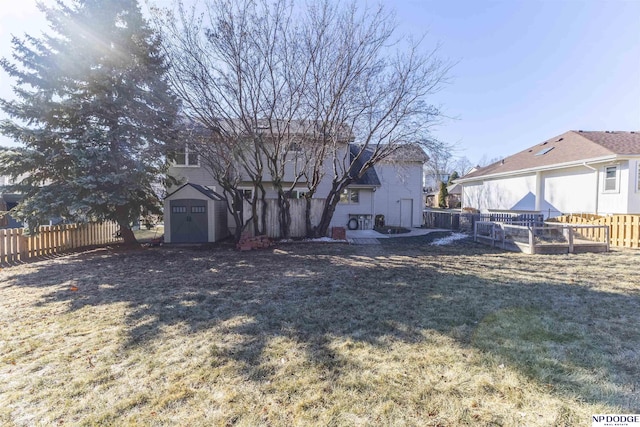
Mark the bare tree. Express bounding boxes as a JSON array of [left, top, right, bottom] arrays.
[[297, 1, 452, 237], [423, 140, 454, 191], [154, 0, 321, 239], [153, 0, 451, 238]]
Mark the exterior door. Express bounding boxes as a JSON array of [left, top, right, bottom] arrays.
[[400, 199, 413, 228], [170, 199, 208, 243]]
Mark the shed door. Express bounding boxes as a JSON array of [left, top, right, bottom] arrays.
[[400, 199, 413, 228], [170, 199, 208, 243]]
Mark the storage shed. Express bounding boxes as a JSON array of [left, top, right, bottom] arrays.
[[164, 183, 229, 243]]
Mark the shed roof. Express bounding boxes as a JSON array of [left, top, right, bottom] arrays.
[[460, 130, 640, 181], [165, 183, 225, 201]]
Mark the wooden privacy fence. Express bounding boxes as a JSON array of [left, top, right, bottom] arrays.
[[242, 198, 325, 238], [551, 214, 640, 249], [0, 222, 121, 264]]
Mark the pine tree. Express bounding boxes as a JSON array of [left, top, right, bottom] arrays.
[[448, 171, 459, 185], [0, 0, 179, 244], [438, 181, 448, 208]]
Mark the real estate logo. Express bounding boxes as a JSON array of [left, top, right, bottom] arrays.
[[592, 414, 640, 427]]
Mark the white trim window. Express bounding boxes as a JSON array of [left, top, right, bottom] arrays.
[[637, 161, 640, 192], [340, 188, 360, 204], [238, 188, 253, 200], [287, 189, 306, 199], [173, 145, 199, 167], [603, 165, 619, 193]]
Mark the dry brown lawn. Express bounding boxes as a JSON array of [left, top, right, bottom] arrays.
[[1, 232, 639, 426]]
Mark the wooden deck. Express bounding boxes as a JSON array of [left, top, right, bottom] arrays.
[[474, 222, 609, 255]]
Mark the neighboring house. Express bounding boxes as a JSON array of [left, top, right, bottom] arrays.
[[424, 183, 461, 209], [0, 173, 78, 229], [0, 174, 24, 228], [0, 193, 23, 228], [455, 130, 640, 218], [423, 169, 450, 193], [165, 128, 428, 242]]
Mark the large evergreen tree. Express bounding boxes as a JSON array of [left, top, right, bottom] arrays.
[[0, 0, 179, 244]]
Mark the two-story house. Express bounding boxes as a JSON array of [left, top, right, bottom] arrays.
[[164, 122, 428, 243]]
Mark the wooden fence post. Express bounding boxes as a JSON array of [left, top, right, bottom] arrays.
[[19, 229, 28, 261], [567, 225, 574, 253], [528, 225, 535, 255], [491, 223, 495, 247]]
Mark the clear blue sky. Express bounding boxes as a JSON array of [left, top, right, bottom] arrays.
[[1, 0, 639, 166]]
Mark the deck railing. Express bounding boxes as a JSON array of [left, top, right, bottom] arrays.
[[474, 221, 609, 254]]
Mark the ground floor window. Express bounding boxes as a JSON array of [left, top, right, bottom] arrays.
[[238, 188, 253, 200], [340, 188, 360, 204], [603, 165, 618, 192], [287, 189, 306, 199]]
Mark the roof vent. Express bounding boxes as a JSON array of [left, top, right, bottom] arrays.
[[501, 159, 505, 165], [556, 137, 564, 142]]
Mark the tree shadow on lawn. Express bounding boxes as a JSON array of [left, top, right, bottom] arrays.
[[4, 239, 640, 411]]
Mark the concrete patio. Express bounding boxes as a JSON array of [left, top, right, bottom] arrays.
[[345, 228, 446, 244]]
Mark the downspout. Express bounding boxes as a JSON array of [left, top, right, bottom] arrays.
[[583, 162, 599, 215], [371, 186, 376, 229], [535, 171, 543, 213]]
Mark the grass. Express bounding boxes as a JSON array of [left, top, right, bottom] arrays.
[[1, 232, 639, 426], [132, 224, 164, 243]]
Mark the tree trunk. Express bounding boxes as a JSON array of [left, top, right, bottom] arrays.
[[314, 187, 343, 238], [277, 194, 291, 240], [118, 225, 139, 246], [259, 188, 268, 236], [314, 179, 353, 237], [115, 206, 139, 246], [304, 194, 315, 238]]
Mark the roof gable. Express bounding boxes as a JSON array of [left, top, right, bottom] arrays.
[[461, 130, 640, 180], [382, 143, 429, 163], [165, 183, 224, 200]]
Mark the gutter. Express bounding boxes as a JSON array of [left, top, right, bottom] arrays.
[[455, 154, 624, 184]]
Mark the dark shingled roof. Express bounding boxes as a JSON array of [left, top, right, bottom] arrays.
[[166, 183, 224, 200], [460, 130, 640, 180], [349, 145, 381, 186]]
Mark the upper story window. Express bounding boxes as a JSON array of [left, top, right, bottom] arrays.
[[286, 142, 302, 152], [339, 188, 359, 204], [173, 145, 199, 167], [637, 162, 640, 192], [603, 165, 618, 193]]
